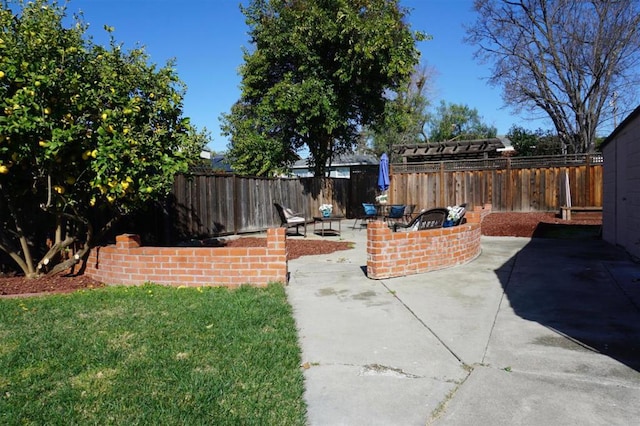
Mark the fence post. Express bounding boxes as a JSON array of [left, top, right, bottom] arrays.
[[439, 161, 445, 206], [233, 174, 239, 234], [506, 156, 512, 211], [585, 154, 592, 206]]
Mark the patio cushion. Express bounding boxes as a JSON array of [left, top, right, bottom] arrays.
[[363, 203, 377, 215]]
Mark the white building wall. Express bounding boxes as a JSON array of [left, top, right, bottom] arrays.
[[291, 166, 351, 179], [603, 114, 640, 259], [602, 141, 617, 244]]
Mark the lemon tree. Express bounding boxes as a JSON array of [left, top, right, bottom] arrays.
[[0, 0, 202, 277]]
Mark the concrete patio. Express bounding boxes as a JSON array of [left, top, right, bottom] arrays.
[[286, 220, 640, 425]]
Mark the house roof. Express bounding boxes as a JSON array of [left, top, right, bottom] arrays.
[[291, 153, 379, 169], [211, 155, 233, 172], [600, 104, 640, 150], [394, 138, 509, 161]]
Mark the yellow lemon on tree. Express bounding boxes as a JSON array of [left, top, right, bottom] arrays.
[[53, 185, 65, 194], [82, 150, 92, 160], [0, 164, 9, 174], [0, 71, 5, 79], [101, 112, 107, 120], [43, 107, 51, 115], [39, 140, 48, 147], [91, 149, 97, 158]]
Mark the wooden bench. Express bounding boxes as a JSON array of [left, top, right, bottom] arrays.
[[560, 206, 602, 220]]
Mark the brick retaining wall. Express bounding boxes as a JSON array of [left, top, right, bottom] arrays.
[[84, 228, 287, 288], [366, 205, 491, 279]]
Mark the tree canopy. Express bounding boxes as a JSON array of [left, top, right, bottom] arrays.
[[466, 0, 640, 153], [506, 125, 563, 157], [366, 65, 433, 158], [428, 101, 497, 142], [0, 0, 203, 277], [221, 0, 424, 176]]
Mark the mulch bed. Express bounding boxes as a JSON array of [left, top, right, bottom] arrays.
[[0, 212, 601, 297], [480, 211, 601, 237]]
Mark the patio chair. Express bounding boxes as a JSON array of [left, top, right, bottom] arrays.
[[352, 203, 379, 229], [403, 204, 417, 223], [384, 204, 406, 226], [449, 203, 467, 226], [273, 203, 307, 236], [392, 207, 448, 232]]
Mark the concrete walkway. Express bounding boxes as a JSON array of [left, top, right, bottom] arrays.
[[285, 220, 640, 425]]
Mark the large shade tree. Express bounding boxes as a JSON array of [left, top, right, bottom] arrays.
[[466, 0, 640, 153], [221, 0, 424, 177], [0, 0, 202, 277]]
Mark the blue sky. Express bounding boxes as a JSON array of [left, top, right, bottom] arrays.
[[65, 0, 550, 153]]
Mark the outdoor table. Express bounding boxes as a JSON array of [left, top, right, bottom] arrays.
[[374, 204, 390, 220], [313, 215, 345, 236]]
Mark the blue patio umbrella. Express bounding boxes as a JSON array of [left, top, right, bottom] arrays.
[[378, 153, 390, 191]]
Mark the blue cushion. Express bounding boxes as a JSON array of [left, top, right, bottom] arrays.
[[389, 205, 405, 218], [363, 203, 377, 215]]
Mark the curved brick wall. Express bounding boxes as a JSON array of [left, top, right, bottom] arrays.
[[84, 228, 287, 288], [366, 205, 491, 279]]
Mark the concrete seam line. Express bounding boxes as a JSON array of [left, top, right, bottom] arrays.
[[602, 260, 640, 312], [379, 279, 465, 365], [480, 247, 518, 366]]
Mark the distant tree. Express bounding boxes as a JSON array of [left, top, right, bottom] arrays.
[[221, 0, 424, 176], [367, 64, 434, 159], [466, 0, 640, 153], [507, 126, 538, 157], [428, 101, 497, 142], [185, 126, 213, 164], [507, 125, 563, 156], [0, 0, 200, 277], [186, 127, 215, 168]]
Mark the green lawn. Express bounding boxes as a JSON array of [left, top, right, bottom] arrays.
[[0, 283, 306, 425]]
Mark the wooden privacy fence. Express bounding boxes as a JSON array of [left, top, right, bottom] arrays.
[[390, 154, 603, 212], [161, 173, 361, 241], [127, 154, 602, 244]]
